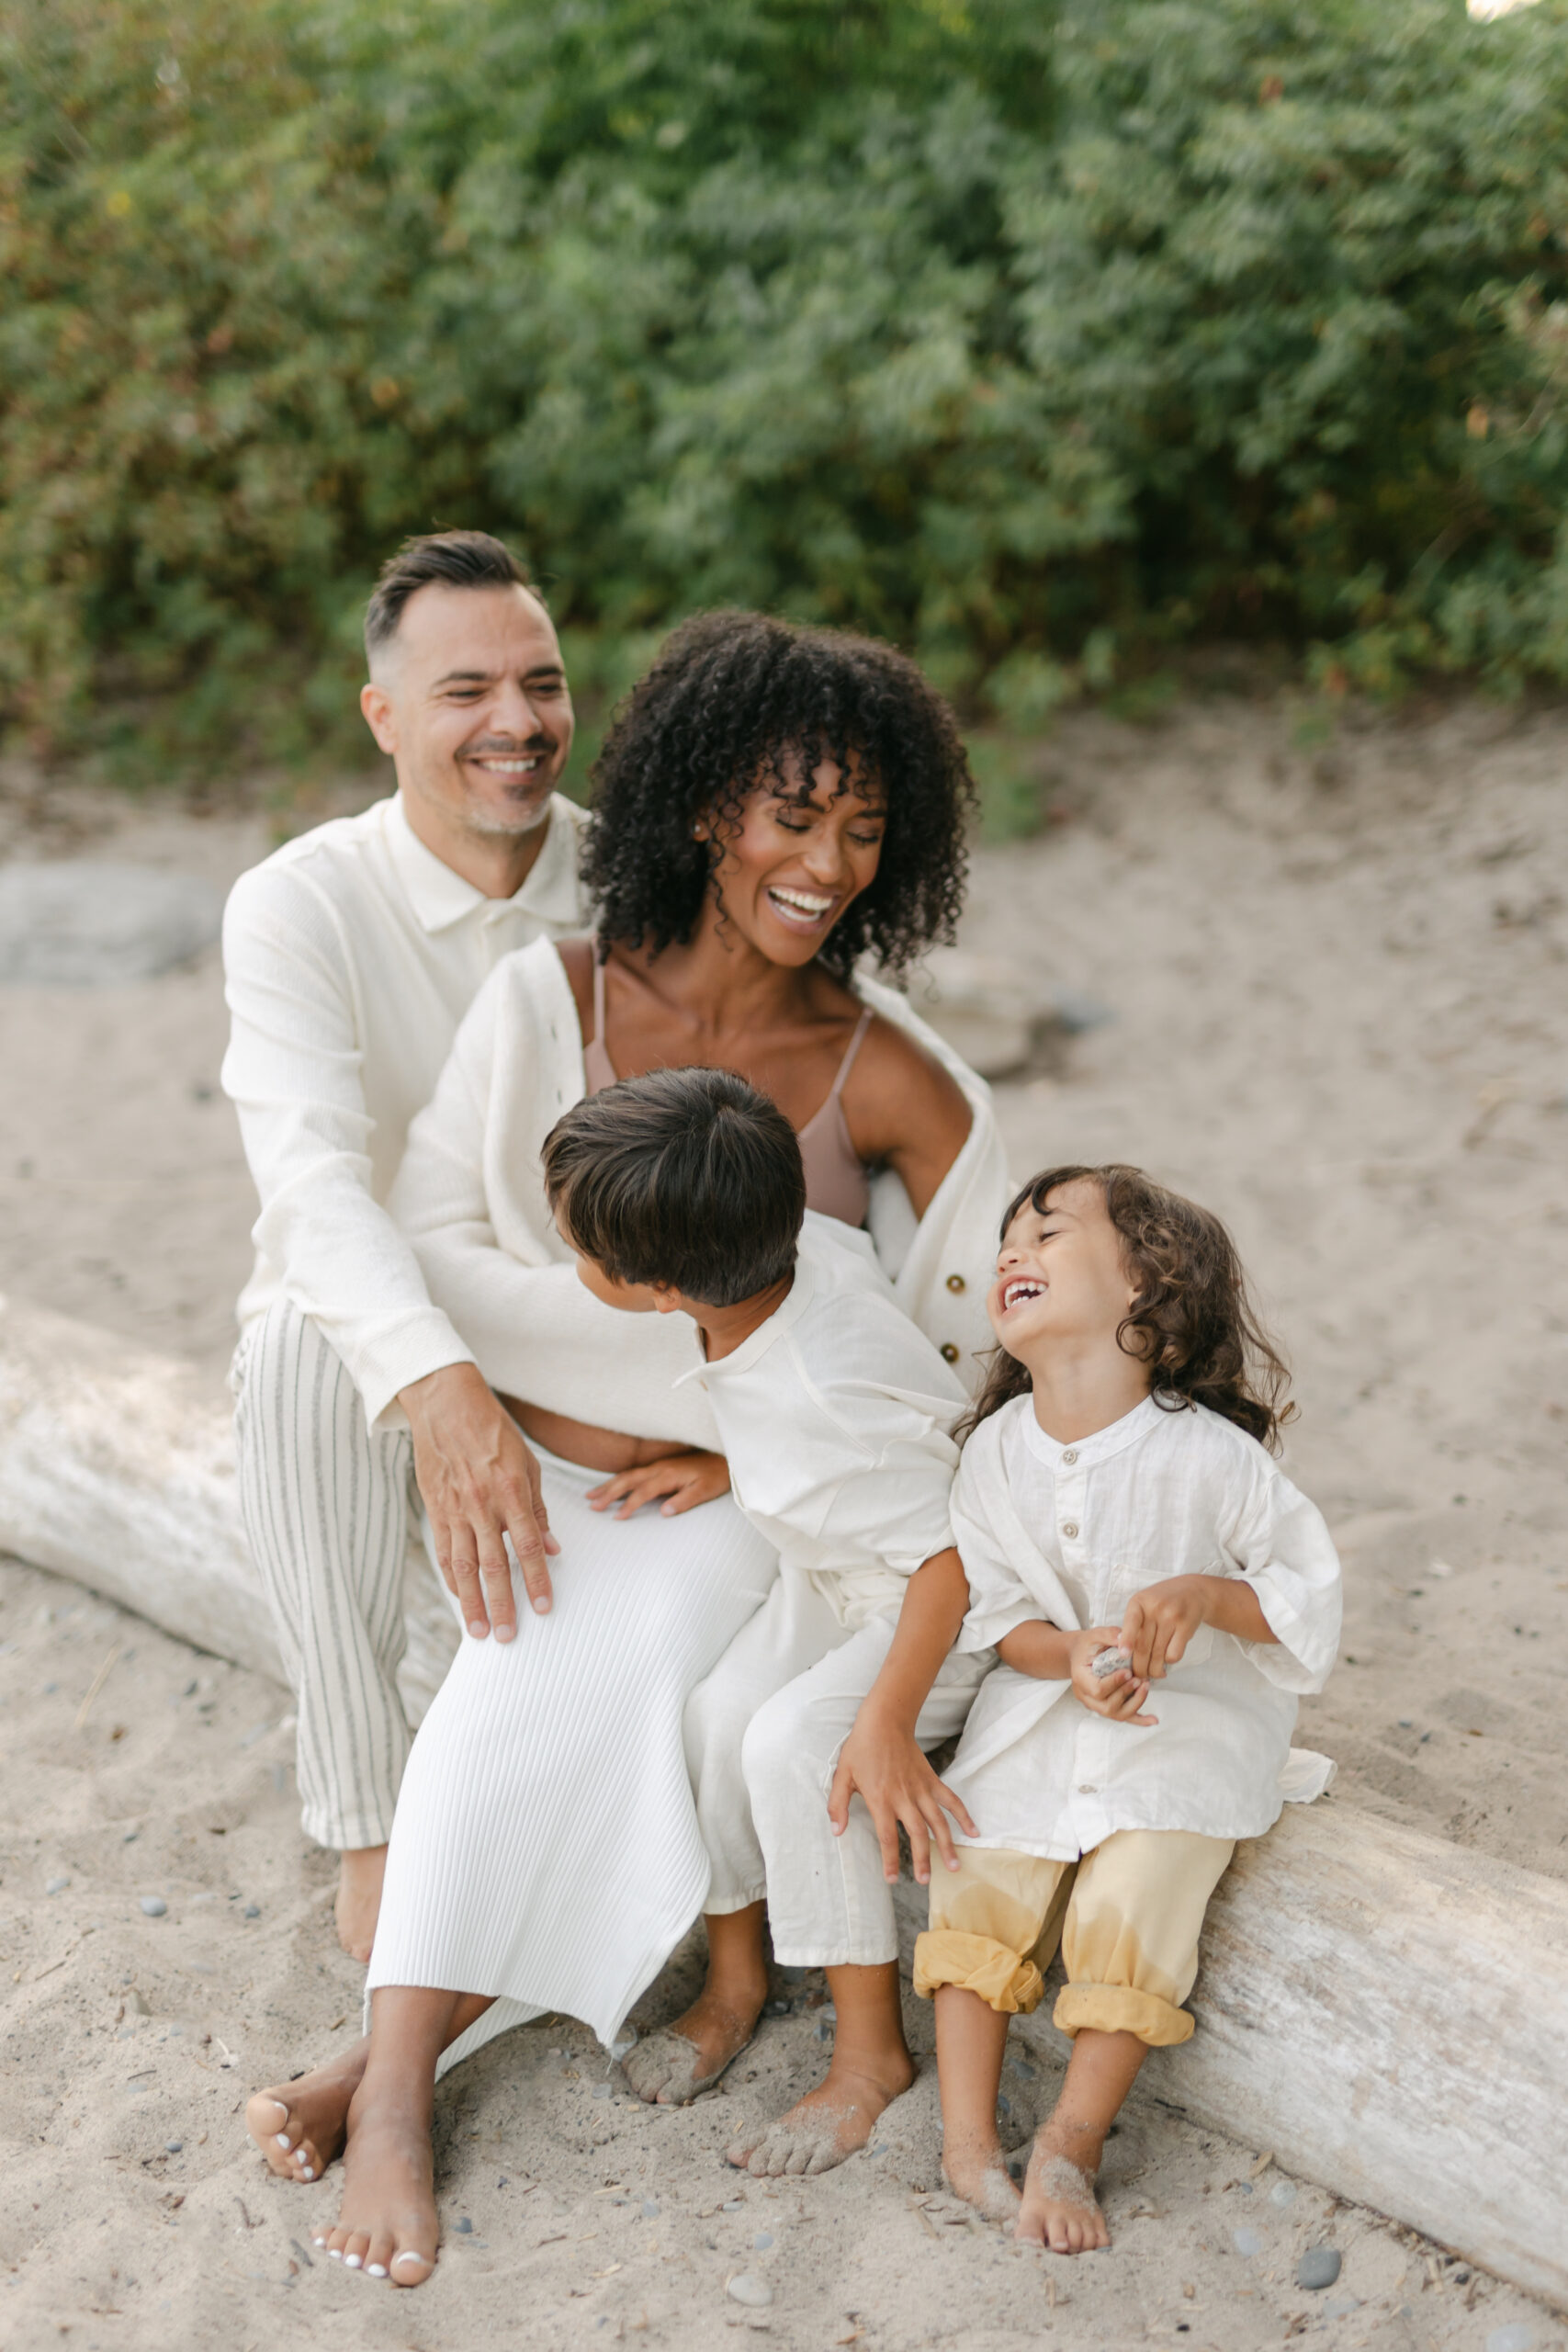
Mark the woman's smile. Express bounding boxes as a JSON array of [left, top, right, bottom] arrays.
[[764, 881, 841, 933]]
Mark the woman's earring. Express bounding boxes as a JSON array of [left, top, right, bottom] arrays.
[[692, 823, 707, 842]]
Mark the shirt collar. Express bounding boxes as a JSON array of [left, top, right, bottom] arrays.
[[384, 791, 583, 935], [1021, 1389, 1167, 1471], [671, 1249, 818, 1389]]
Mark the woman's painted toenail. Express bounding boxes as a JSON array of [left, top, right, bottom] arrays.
[[276, 2132, 291, 2149], [367, 2264, 387, 2278], [300, 2167, 315, 2181], [344, 2253, 362, 2267], [328, 2247, 342, 2259]]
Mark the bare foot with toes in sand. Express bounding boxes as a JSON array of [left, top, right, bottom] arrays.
[[1015, 2143, 1110, 2253], [244, 2040, 369, 2184], [727, 2049, 915, 2177], [313, 2080, 440, 2286]]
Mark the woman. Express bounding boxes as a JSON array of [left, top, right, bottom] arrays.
[[245, 611, 1010, 2285]]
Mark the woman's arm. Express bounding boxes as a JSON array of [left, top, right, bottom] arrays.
[[843, 1020, 974, 1218]]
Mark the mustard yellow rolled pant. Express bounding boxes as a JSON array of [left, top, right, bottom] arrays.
[[913, 1830, 1235, 2049]]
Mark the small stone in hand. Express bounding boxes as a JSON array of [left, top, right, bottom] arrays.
[[1091, 1647, 1133, 1679]]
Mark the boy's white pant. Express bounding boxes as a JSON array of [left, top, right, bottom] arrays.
[[682, 1573, 990, 1970]]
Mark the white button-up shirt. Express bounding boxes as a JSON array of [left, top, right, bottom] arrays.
[[679, 1217, 967, 1630], [945, 1393, 1342, 1857], [220, 790, 586, 1424]]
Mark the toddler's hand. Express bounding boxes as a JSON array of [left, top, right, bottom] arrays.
[[1119, 1576, 1209, 1680], [1067, 1626, 1157, 1725], [827, 1704, 979, 1885], [586, 1449, 730, 1520]]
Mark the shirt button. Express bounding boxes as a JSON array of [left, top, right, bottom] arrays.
[[1062, 1521, 1078, 1539], [945, 1272, 965, 1294], [1062, 1448, 1078, 1465], [1077, 1783, 1097, 1795], [940, 1343, 960, 1364]]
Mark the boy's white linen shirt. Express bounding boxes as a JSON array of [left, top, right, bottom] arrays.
[[678, 1216, 967, 1629], [946, 1393, 1342, 1856], [220, 791, 586, 1426], [389, 937, 1015, 1445]]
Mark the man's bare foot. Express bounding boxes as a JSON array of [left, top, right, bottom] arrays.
[[726, 2049, 916, 2177], [1015, 2141, 1110, 2254], [942, 2131, 1023, 2224], [315, 2080, 439, 2287], [246, 2040, 369, 2184], [335, 1847, 388, 1962], [624, 1983, 762, 2106]]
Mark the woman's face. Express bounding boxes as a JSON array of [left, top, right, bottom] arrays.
[[704, 752, 886, 967]]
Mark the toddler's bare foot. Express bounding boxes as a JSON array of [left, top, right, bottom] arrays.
[[314, 2080, 438, 2287], [335, 1846, 388, 1962], [726, 2049, 915, 2177], [1015, 2140, 1109, 2254], [623, 1982, 761, 2106], [942, 2130, 1023, 2224], [246, 2039, 368, 2183]]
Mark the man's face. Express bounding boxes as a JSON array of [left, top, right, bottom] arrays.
[[360, 582, 574, 841]]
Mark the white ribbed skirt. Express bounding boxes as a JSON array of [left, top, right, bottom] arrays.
[[366, 1445, 778, 2064]]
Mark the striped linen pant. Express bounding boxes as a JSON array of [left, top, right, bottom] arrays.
[[233, 1298, 419, 1851]]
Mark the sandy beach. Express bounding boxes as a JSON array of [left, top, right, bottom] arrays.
[[1, 691, 1563, 2351]]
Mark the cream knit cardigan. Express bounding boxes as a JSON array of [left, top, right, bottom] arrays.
[[388, 937, 1012, 1444]]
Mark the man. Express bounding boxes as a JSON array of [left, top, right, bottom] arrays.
[[223, 530, 581, 1959]]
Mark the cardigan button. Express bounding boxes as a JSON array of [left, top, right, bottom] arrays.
[[940, 1343, 960, 1364], [1062, 1521, 1079, 1539], [945, 1272, 965, 1294]]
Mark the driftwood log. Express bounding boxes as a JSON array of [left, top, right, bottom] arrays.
[[0, 1294, 457, 1722], [3, 1294, 1564, 2303]]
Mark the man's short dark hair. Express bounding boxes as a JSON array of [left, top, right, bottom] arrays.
[[364, 530, 536, 661], [542, 1068, 805, 1309]]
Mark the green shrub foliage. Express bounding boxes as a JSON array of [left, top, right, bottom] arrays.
[[4, 0, 1567, 763]]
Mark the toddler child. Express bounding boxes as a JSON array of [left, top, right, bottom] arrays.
[[541, 1065, 992, 2175], [912, 1162, 1341, 2251]]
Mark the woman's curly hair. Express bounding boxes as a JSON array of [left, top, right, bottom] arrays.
[[582, 610, 977, 979], [962, 1164, 1296, 1453]]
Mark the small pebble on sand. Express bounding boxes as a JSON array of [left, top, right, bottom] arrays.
[[642, 2200, 660, 2219], [726, 2273, 773, 2309], [1232, 2226, 1263, 2257], [1485, 2328, 1535, 2352], [242, 1905, 259, 1919], [722, 2199, 743, 2212], [1269, 2179, 1296, 2207], [454, 2217, 473, 2235], [1296, 2247, 1342, 2290], [139, 1896, 167, 1917], [753, 2232, 773, 2250], [164, 2140, 182, 2154], [46, 1876, 69, 1894]]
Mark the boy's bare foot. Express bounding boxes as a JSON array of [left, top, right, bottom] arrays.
[[726, 2049, 915, 2177], [624, 1984, 761, 2106], [335, 1846, 388, 1962], [1015, 2142, 1109, 2254], [315, 2079, 439, 2287], [246, 2039, 369, 2183], [941, 2132, 1023, 2224]]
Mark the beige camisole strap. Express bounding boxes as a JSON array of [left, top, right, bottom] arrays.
[[582, 956, 874, 1229]]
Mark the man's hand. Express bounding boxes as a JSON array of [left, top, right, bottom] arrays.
[[1118, 1576, 1211, 1682], [585, 1450, 730, 1521], [400, 1363, 559, 1641], [827, 1701, 979, 1886], [1067, 1625, 1158, 1726]]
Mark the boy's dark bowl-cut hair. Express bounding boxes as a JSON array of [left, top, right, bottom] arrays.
[[962, 1163, 1296, 1453], [364, 529, 536, 661], [583, 609, 976, 981], [542, 1067, 806, 1309]]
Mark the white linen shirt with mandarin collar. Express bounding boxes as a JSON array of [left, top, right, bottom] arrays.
[[944, 1392, 1342, 1859], [220, 790, 586, 1426], [676, 1216, 968, 1632]]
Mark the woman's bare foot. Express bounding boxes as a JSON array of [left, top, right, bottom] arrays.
[[726, 2047, 915, 2177], [941, 2129, 1023, 2224], [335, 1847, 388, 1962], [624, 1965, 766, 2105], [1015, 2140, 1110, 2254], [315, 2078, 439, 2287], [246, 2040, 369, 2184]]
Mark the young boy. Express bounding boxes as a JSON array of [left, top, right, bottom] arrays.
[[541, 1064, 991, 2174]]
